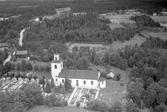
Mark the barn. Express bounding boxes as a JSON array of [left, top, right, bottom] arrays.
[[51, 54, 106, 88]]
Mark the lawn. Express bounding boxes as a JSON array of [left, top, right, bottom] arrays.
[[100, 14, 135, 24], [26, 106, 96, 112], [151, 16, 167, 23], [108, 23, 124, 29], [67, 42, 106, 52], [146, 32, 167, 40], [90, 64, 130, 83], [98, 80, 126, 105], [110, 34, 146, 51]]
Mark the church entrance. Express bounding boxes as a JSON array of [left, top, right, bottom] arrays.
[[76, 80, 79, 86]]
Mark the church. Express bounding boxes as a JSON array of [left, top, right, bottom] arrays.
[[51, 54, 106, 88]]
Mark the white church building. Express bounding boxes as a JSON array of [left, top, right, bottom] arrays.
[[51, 54, 106, 88]]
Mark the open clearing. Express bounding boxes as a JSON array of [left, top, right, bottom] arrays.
[[100, 14, 135, 24], [67, 42, 106, 52], [98, 80, 126, 105], [26, 106, 95, 112], [108, 23, 124, 29], [146, 32, 167, 40], [90, 64, 130, 83], [151, 16, 167, 23], [110, 34, 146, 50]]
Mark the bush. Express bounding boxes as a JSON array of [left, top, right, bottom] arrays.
[[44, 93, 67, 107], [34, 65, 38, 71], [85, 94, 91, 100], [115, 74, 121, 81], [76, 101, 81, 107], [45, 66, 50, 72], [39, 66, 44, 71], [86, 100, 108, 112]]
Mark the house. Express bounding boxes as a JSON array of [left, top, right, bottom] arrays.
[[15, 50, 28, 58], [107, 72, 115, 79], [162, 9, 167, 15], [51, 54, 106, 88], [55, 7, 71, 16]]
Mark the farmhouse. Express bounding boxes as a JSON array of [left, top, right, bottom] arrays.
[[51, 54, 106, 88], [15, 50, 28, 58], [55, 7, 71, 16]]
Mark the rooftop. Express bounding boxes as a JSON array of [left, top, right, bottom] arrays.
[[58, 69, 99, 80], [16, 50, 28, 55], [52, 59, 63, 63]]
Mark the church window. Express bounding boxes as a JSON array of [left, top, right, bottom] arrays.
[[91, 81, 93, 85], [62, 79, 64, 83], [55, 79, 57, 81], [55, 65, 57, 69], [84, 80, 86, 85]]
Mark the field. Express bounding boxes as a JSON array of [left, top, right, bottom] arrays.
[[26, 106, 95, 112], [146, 32, 167, 40], [98, 80, 126, 105], [108, 23, 124, 29], [67, 42, 106, 52], [151, 16, 167, 23], [100, 14, 135, 24], [110, 34, 146, 50]]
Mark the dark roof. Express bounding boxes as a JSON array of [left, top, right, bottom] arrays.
[[58, 69, 99, 80], [98, 77, 106, 82]]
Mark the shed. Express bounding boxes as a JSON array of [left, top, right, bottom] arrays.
[[107, 72, 115, 79]]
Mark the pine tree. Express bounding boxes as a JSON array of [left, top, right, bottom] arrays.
[[45, 80, 51, 93], [61, 85, 66, 94], [51, 78, 55, 88]]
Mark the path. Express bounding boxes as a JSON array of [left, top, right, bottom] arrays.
[[3, 54, 11, 65], [19, 29, 26, 46]]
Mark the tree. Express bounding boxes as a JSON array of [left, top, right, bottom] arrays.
[[64, 76, 72, 92], [39, 76, 45, 90], [45, 80, 51, 93], [60, 85, 66, 94], [21, 60, 27, 71], [4, 62, 12, 73], [115, 74, 121, 81], [158, 78, 167, 88], [16, 63, 21, 71], [66, 57, 74, 68], [50, 78, 55, 88], [121, 59, 128, 70], [108, 101, 123, 112], [20, 82, 43, 107], [125, 100, 140, 112], [93, 54, 102, 65], [72, 46, 79, 53], [86, 100, 108, 112], [143, 89, 156, 108], [75, 56, 90, 70], [34, 65, 38, 71], [27, 62, 33, 71], [12, 102, 25, 112], [0, 55, 4, 64]]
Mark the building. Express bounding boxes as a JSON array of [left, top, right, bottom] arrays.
[[51, 54, 106, 88], [15, 50, 28, 58], [162, 9, 167, 15], [55, 7, 71, 16]]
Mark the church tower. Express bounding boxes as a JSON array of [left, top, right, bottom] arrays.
[[51, 54, 63, 86]]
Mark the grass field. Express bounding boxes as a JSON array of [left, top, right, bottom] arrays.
[[146, 32, 167, 40], [98, 80, 126, 105], [90, 64, 130, 83], [108, 23, 124, 29], [151, 16, 167, 23], [110, 34, 146, 50], [26, 106, 95, 112], [100, 14, 135, 24], [67, 43, 106, 52]]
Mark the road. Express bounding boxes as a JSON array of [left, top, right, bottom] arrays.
[[19, 28, 26, 46]]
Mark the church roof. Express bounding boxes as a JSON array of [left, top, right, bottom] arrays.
[[58, 69, 99, 80], [51, 59, 63, 63]]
